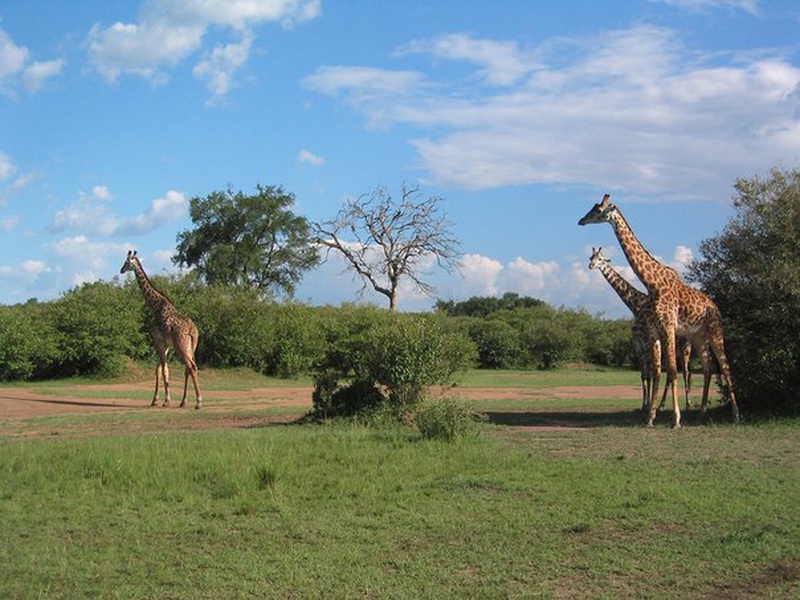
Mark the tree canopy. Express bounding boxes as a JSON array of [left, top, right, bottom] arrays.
[[312, 184, 461, 311], [688, 167, 800, 415], [173, 185, 319, 297]]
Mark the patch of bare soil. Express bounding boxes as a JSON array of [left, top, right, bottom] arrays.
[[0, 382, 648, 439]]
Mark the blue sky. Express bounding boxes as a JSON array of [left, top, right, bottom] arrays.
[[2, 0, 799, 317]]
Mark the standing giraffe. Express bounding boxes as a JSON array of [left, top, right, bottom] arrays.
[[120, 250, 203, 409], [579, 195, 739, 427], [588, 247, 692, 412]]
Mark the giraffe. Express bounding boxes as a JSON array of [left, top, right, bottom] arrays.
[[120, 250, 203, 409], [587, 247, 692, 412], [579, 195, 739, 427]]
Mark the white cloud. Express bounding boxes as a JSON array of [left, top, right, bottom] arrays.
[[655, 0, 759, 15], [398, 33, 540, 86], [193, 31, 253, 103], [22, 59, 66, 93], [118, 190, 188, 235], [0, 27, 64, 95], [0, 28, 30, 79], [308, 26, 800, 199], [0, 153, 40, 206], [0, 216, 19, 231], [92, 185, 113, 201], [52, 189, 187, 237], [87, 0, 321, 100], [0, 259, 50, 286], [298, 148, 325, 166], [0, 152, 16, 181], [502, 258, 560, 296], [672, 245, 694, 275]]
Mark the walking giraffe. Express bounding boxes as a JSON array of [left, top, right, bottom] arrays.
[[579, 195, 739, 427], [120, 250, 203, 409]]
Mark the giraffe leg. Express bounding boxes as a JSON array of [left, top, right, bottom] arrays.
[[663, 334, 681, 428], [161, 360, 171, 407], [698, 345, 714, 416], [178, 363, 201, 409], [681, 340, 692, 410], [646, 340, 662, 427], [151, 361, 161, 407], [188, 365, 202, 410], [176, 350, 202, 409], [707, 329, 740, 423]]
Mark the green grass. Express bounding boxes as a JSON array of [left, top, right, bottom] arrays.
[[0, 368, 798, 598], [457, 365, 641, 388]]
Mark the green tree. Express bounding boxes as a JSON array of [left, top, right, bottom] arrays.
[[173, 185, 319, 297], [688, 167, 800, 415]]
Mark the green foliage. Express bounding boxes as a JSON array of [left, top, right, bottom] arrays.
[[468, 318, 521, 369], [413, 397, 481, 441], [688, 168, 800, 415], [435, 291, 546, 317], [311, 313, 477, 417], [360, 315, 476, 405], [0, 284, 633, 382], [52, 281, 150, 377], [0, 303, 59, 380], [174, 184, 319, 297]]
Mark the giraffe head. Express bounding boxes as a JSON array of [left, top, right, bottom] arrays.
[[578, 193, 616, 226], [588, 247, 611, 271], [120, 250, 140, 274]]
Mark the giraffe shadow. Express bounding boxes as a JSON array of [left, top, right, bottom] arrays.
[[484, 409, 641, 429], [483, 406, 733, 428]]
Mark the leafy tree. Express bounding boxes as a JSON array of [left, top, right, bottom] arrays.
[[174, 185, 319, 297], [435, 292, 546, 318], [312, 184, 461, 311], [688, 167, 800, 415]]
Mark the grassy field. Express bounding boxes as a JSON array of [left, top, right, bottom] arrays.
[[0, 367, 798, 598]]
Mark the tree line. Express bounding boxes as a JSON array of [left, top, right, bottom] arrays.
[[0, 283, 634, 383], [0, 168, 797, 416]]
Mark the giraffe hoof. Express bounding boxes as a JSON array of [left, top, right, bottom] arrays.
[[671, 423, 682, 429]]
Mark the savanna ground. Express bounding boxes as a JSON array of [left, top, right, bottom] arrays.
[[1, 366, 798, 598]]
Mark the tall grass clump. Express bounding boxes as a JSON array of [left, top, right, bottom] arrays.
[[414, 397, 481, 441]]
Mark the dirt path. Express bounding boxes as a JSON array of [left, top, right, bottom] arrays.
[[0, 382, 652, 439], [0, 383, 645, 421]]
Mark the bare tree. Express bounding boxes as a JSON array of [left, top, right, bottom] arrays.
[[312, 184, 461, 311]]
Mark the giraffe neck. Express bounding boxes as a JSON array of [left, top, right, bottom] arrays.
[[132, 262, 174, 319], [608, 209, 677, 293], [596, 262, 647, 315]]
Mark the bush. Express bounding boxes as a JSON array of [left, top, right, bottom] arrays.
[[469, 318, 522, 369], [0, 303, 59, 380], [311, 313, 476, 418], [51, 282, 149, 378], [688, 168, 800, 415], [360, 315, 476, 405], [414, 397, 480, 441]]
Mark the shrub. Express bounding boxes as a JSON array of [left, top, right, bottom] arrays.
[[0, 303, 59, 380], [360, 315, 476, 405], [414, 397, 480, 441], [51, 282, 148, 378], [469, 318, 522, 369], [311, 312, 476, 418]]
